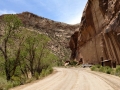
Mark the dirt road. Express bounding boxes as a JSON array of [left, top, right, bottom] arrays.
[[11, 67, 120, 90]]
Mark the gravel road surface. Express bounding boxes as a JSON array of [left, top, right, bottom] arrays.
[[10, 67, 120, 90]]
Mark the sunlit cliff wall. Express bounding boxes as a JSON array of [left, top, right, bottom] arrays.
[[69, 0, 120, 64]]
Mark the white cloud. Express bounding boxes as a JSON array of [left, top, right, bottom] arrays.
[[45, 0, 87, 24], [0, 10, 16, 15]]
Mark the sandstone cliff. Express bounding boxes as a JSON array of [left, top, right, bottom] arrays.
[[69, 0, 120, 64]]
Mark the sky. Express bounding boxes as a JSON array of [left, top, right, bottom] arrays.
[[0, 0, 87, 24]]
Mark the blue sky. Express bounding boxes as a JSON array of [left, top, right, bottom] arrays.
[[0, 0, 87, 24]]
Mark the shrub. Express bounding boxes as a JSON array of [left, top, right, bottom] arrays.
[[100, 66, 112, 74], [6, 82, 13, 90], [70, 61, 77, 66], [25, 78, 36, 83], [0, 77, 13, 90], [91, 65, 113, 74], [57, 60, 63, 66], [0, 77, 7, 90], [46, 67, 53, 74], [99, 66, 105, 72], [91, 66, 96, 71], [11, 76, 26, 87], [105, 67, 112, 74], [40, 67, 53, 78], [90, 65, 120, 77], [90, 65, 101, 71], [96, 65, 101, 68], [40, 69, 46, 77], [35, 72, 39, 80], [115, 65, 120, 76]]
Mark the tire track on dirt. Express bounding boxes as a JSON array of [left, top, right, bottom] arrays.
[[88, 70, 120, 90], [10, 67, 120, 90]]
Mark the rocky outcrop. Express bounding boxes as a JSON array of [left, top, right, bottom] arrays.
[[0, 12, 79, 60], [16, 12, 79, 59], [17, 12, 79, 60], [69, 0, 120, 65]]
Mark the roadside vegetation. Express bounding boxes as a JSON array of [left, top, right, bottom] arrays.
[[91, 65, 120, 77], [0, 15, 59, 90]]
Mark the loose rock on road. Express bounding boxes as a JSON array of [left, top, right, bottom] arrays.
[[11, 67, 120, 90]]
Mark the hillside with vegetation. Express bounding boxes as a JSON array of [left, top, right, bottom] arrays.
[[17, 12, 79, 60], [0, 14, 60, 89]]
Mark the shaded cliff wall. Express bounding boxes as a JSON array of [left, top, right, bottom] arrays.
[[70, 0, 120, 64]]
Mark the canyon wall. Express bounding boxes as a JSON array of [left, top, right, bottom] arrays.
[[69, 0, 120, 64]]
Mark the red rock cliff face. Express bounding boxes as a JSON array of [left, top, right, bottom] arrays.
[[70, 0, 120, 64]]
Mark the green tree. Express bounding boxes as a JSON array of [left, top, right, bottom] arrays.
[[0, 15, 23, 81], [23, 32, 50, 77], [0, 14, 59, 82]]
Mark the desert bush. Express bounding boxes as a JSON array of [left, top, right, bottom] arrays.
[[70, 61, 77, 66], [40, 67, 53, 77], [95, 65, 101, 68], [91, 65, 113, 74], [46, 66, 53, 74], [91, 66, 96, 71], [91, 65, 101, 71], [0, 77, 14, 90], [99, 66, 105, 72], [25, 78, 36, 84], [35, 72, 39, 80], [40, 69, 46, 77], [104, 66, 113, 74], [57, 59, 63, 66], [115, 65, 120, 76], [0, 77, 7, 90], [90, 65, 120, 77]]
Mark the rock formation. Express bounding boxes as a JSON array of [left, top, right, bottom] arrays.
[[17, 12, 79, 59], [0, 12, 79, 60], [69, 0, 120, 65]]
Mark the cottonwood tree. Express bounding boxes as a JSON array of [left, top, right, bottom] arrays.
[[0, 14, 59, 81], [23, 32, 50, 77], [0, 14, 23, 81]]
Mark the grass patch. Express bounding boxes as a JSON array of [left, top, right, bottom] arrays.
[[115, 65, 120, 76], [104, 66, 113, 74], [0, 67, 53, 90], [91, 65, 101, 71], [91, 65, 120, 76], [40, 67, 53, 78]]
